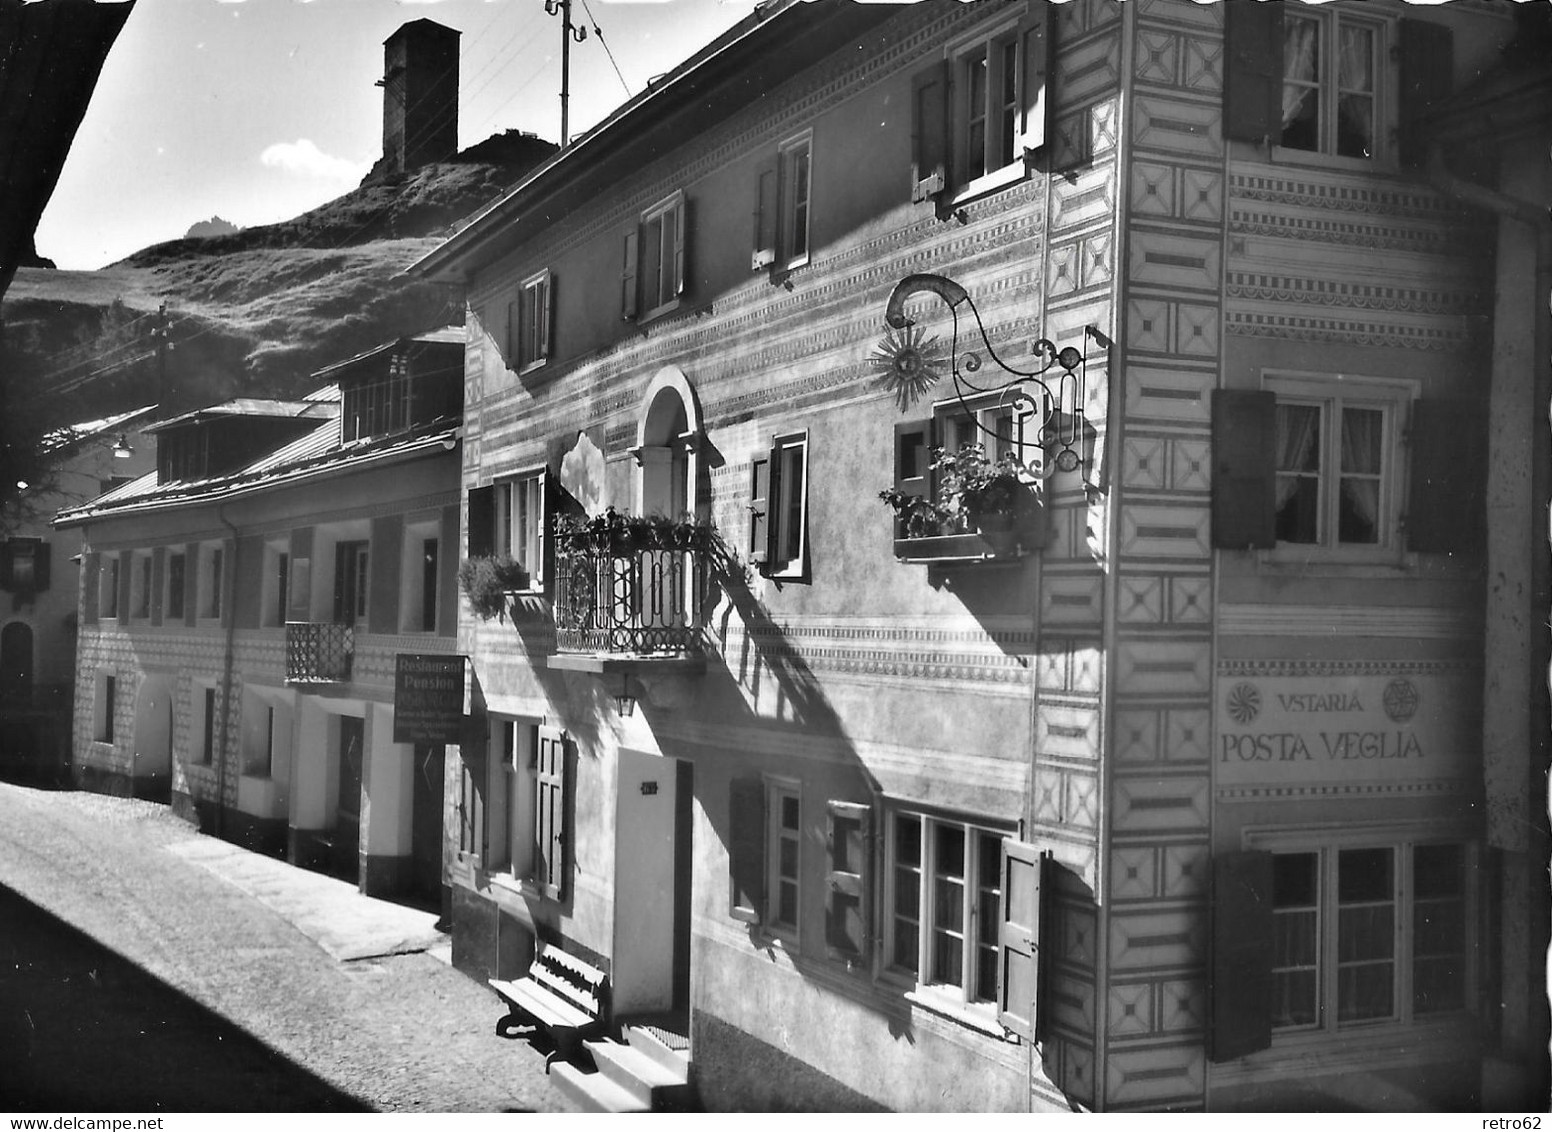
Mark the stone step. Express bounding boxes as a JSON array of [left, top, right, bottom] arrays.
[[551, 1059, 648, 1114], [622, 1022, 691, 1076], [585, 1037, 694, 1109]]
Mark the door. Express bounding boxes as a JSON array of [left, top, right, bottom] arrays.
[[333, 715, 364, 883], [612, 749, 691, 1018], [333, 541, 369, 624], [409, 744, 445, 909]]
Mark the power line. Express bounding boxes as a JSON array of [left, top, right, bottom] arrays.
[[578, 0, 632, 98]]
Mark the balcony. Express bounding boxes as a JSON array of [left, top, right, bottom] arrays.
[[285, 622, 354, 684], [550, 545, 708, 673]]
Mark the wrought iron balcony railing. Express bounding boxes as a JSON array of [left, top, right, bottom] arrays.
[[285, 622, 354, 684], [553, 545, 707, 656]]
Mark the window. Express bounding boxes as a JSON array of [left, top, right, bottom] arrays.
[[128, 552, 151, 621], [201, 686, 218, 764], [1211, 838, 1476, 1061], [497, 471, 548, 593], [1224, 5, 1452, 170], [885, 811, 1010, 1014], [198, 543, 224, 621], [263, 542, 290, 628], [400, 521, 441, 632], [166, 551, 186, 621], [508, 270, 552, 373], [333, 540, 369, 624], [1211, 378, 1428, 560], [342, 353, 411, 441], [752, 134, 813, 272], [486, 719, 570, 899], [749, 433, 808, 577], [623, 191, 686, 321], [243, 695, 288, 778], [1279, 9, 1383, 160], [456, 755, 485, 862], [0, 538, 49, 595], [101, 554, 121, 619], [766, 780, 802, 937], [911, 6, 1048, 203], [94, 672, 115, 742]]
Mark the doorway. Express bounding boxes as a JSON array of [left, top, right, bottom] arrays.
[[409, 744, 445, 910], [131, 677, 173, 803], [612, 749, 692, 1022], [333, 714, 364, 883]]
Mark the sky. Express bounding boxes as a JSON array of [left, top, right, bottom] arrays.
[[34, 0, 767, 270]]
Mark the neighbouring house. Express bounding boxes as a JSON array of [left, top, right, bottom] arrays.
[[0, 407, 156, 783], [409, 0, 1544, 1112], [55, 327, 465, 909]]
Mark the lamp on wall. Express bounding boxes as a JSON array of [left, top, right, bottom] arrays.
[[872, 272, 1109, 479], [611, 673, 636, 717], [111, 434, 133, 459]]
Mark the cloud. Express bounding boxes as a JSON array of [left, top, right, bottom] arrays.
[[259, 139, 369, 182]]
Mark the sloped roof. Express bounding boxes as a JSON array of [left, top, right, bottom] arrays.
[[310, 324, 464, 382], [143, 398, 337, 434]]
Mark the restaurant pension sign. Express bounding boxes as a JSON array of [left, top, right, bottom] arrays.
[[1215, 660, 1475, 788], [393, 654, 467, 744]]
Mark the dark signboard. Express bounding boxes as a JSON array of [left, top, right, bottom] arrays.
[[393, 654, 466, 744]]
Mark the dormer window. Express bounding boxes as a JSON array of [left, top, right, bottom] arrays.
[[343, 353, 412, 441]]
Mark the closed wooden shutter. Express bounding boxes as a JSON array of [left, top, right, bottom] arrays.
[[910, 61, 950, 202], [467, 485, 496, 558], [752, 160, 778, 270], [997, 839, 1045, 1040], [236, 535, 265, 629], [1211, 389, 1277, 549], [1407, 399, 1485, 555], [535, 726, 568, 900], [1223, 0, 1282, 145], [83, 552, 100, 625], [368, 516, 401, 633], [1017, 1, 1051, 158], [749, 454, 771, 564], [538, 274, 553, 362], [621, 229, 639, 320], [1209, 850, 1274, 1062], [824, 800, 871, 962], [1398, 19, 1453, 169], [728, 776, 765, 924], [184, 542, 200, 627], [117, 552, 132, 622]]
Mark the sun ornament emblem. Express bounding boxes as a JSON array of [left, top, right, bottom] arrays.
[[1382, 679, 1419, 723], [1226, 682, 1262, 725], [870, 325, 947, 411]]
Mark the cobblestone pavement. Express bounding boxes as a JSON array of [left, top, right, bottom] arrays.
[[0, 783, 576, 1113]]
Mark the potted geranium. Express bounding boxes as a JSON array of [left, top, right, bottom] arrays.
[[879, 444, 1042, 562], [457, 554, 529, 621], [553, 508, 715, 556]]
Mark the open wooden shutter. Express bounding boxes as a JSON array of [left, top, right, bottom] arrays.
[[621, 229, 639, 320], [893, 418, 932, 538], [1223, 0, 1282, 145], [82, 552, 100, 624], [535, 726, 568, 900], [149, 547, 164, 626], [538, 469, 556, 592], [467, 485, 496, 558], [368, 516, 402, 634], [537, 273, 554, 363], [183, 542, 200, 627], [1017, 1, 1051, 158], [1209, 850, 1274, 1062], [1398, 19, 1453, 169], [505, 298, 519, 365], [1211, 389, 1276, 550], [752, 160, 778, 271], [749, 454, 771, 565], [997, 839, 1044, 1040], [728, 775, 765, 924], [672, 194, 688, 297], [824, 800, 871, 962], [910, 61, 950, 202], [1407, 399, 1485, 555]]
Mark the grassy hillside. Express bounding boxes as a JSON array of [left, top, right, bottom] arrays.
[[2, 133, 554, 422]]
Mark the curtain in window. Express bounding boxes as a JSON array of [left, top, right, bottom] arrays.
[[1281, 19, 1319, 130], [1274, 403, 1320, 507], [1338, 408, 1382, 533], [1336, 24, 1375, 157]]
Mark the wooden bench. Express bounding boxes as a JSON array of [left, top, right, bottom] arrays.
[[489, 944, 609, 1069]]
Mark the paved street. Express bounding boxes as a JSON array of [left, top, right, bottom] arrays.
[[0, 782, 576, 1113]]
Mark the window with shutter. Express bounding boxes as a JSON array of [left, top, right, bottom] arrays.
[[910, 62, 949, 202], [997, 839, 1045, 1040], [1209, 850, 1275, 1062], [516, 269, 552, 373], [497, 469, 550, 592], [748, 456, 770, 564], [761, 432, 808, 579], [637, 191, 687, 322], [621, 229, 639, 320], [534, 725, 569, 900], [825, 800, 870, 963], [778, 132, 812, 270], [1223, 0, 1282, 144], [728, 775, 766, 924], [766, 779, 802, 938]]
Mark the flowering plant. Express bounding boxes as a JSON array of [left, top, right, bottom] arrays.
[[457, 554, 528, 621], [878, 444, 1028, 537], [552, 508, 714, 554]]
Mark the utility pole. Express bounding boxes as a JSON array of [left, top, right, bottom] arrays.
[[545, 0, 586, 147]]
